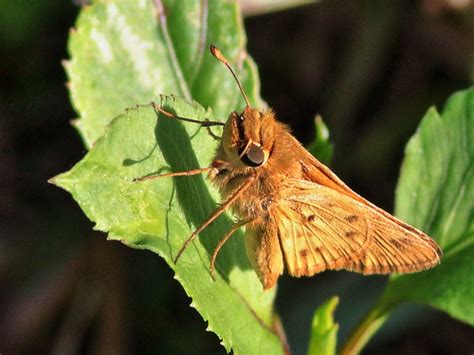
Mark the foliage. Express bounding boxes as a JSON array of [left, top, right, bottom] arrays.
[[386, 88, 474, 325], [307, 115, 333, 165], [54, 0, 473, 353], [341, 88, 474, 353], [307, 297, 339, 355]]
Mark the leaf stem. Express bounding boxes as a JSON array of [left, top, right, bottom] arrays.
[[339, 300, 395, 355]]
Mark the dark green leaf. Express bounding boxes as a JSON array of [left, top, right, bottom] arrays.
[[383, 87, 474, 325]]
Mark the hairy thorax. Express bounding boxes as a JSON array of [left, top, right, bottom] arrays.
[[209, 135, 306, 221]]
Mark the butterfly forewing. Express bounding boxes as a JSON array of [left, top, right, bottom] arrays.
[[346, 214, 442, 274]]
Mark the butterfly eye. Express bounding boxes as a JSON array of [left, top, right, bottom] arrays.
[[239, 142, 266, 167]]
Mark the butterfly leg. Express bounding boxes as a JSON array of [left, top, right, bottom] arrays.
[[210, 219, 251, 280], [206, 126, 221, 141], [174, 177, 255, 264], [133, 167, 213, 182]]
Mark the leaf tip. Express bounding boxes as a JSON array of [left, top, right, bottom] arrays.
[[61, 59, 70, 69], [48, 172, 69, 190], [47, 175, 58, 186], [70, 118, 79, 128], [328, 295, 339, 310]]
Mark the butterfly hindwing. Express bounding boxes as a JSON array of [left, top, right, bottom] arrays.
[[245, 220, 284, 290]]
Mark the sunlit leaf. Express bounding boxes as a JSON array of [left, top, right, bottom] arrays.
[[307, 114, 333, 165], [52, 98, 283, 354], [307, 296, 339, 355], [58, 0, 282, 353]]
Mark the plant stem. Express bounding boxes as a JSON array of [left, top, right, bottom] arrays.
[[339, 300, 395, 355]]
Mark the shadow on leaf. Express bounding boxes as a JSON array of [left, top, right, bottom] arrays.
[[123, 143, 159, 166], [153, 106, 252, 282]]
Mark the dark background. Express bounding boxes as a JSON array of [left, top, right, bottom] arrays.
[[1, 1, 473, 354]]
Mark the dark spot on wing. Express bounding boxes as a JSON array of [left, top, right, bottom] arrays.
[[300, 249, 308, 257], [390, 239, 409, 251], [307, 214, 315, 222], [345, 215, 358, 223], [390, 239, 403, 248], [402, 235, 414, 244], [345, 231, 357, 238]]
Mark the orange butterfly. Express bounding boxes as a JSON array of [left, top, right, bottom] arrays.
[[137, 45, 441, 289]]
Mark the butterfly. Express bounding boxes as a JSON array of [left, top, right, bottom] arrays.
[[137, 45, 442, 289]]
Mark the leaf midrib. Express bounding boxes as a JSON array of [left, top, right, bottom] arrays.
[[154, 0, 192, 101]]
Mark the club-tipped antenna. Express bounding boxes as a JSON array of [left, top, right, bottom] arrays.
[[210, 45, 251, 108]]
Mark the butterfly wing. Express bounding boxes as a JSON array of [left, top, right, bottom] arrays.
[[346, 212, 442, 274], [271, 179, 441, 278], [245, 220, 285, 290]]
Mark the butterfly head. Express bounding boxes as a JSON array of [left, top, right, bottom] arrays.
[[219, 107, 275, 168], [209, 45, 276, 170]]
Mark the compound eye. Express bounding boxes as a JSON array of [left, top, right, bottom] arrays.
[[239, 142, 266, 167]]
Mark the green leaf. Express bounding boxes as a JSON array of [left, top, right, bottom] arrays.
[[60, 1, 283, 353], [307, 296, 339, 355], [306, 115, 333, 165], [52, 97, 283, 354], [383, 87, 474, 325], [65, 0, 262, 147]]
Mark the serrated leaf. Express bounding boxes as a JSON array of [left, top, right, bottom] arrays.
[[307, 296, 339, 355], [307, 114, 333, 165], [66, 0, 263, 147], [52, 97, 283, 354], [60, 1, 282, 353], [382, 87, 474, 325]]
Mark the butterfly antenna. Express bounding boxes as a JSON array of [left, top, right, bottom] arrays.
[[210, 45, 251, 108]]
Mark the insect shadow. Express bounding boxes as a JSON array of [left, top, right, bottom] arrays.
[[152, 106, 252, 281], [123, 144, 158, 166]]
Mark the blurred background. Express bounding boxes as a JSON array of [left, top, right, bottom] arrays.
[[1, 0, 473, 354]]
